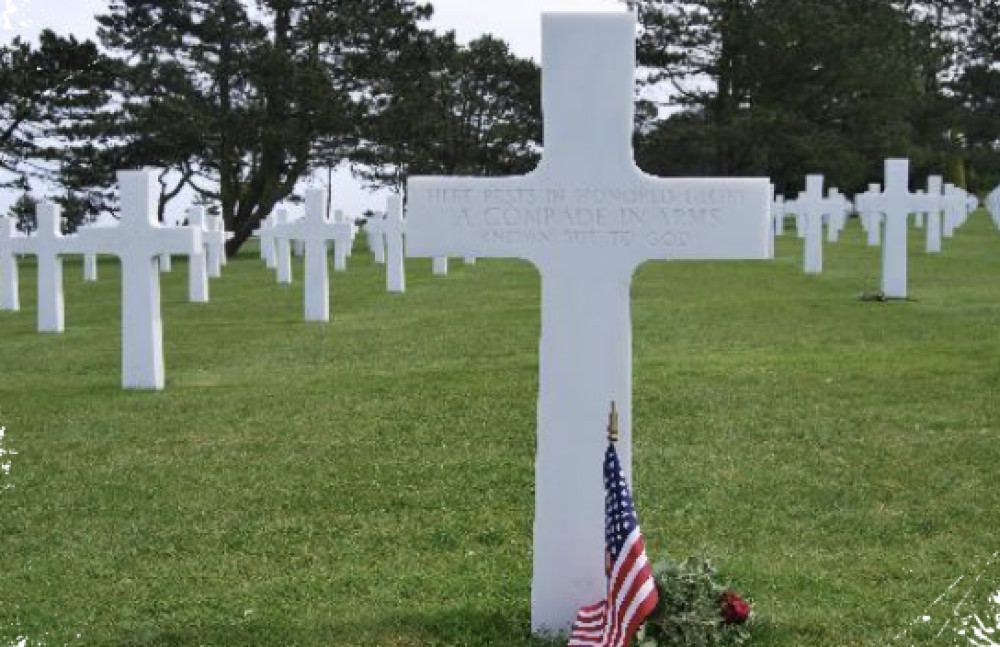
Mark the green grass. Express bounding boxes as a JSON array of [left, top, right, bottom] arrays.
[[1, 214, 999, 646]]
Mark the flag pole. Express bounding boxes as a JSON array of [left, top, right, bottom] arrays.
[[607, 401, 619, 444]]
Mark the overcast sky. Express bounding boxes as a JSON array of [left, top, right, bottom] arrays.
[[1, 0, 627, 219]]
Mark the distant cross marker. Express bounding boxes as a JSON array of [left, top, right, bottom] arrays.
[[84, 254, 99, 282], [22, 202, 77, 333], [921, 176, 944, 254], [332, 209, 354, 272], [273, 209, 293, 284], [795, 175, 840, 274], [186, 207, 211, 303], [368, 212, 387, 264], [271, 189, 339, 322], [75, 170, 201, 389], [384, 195, 406, 293], [0, 217, 26, 311], [406, 12, 769, 634], [867, 159, 917, 299]]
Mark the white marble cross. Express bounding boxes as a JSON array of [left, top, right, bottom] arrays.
[[0, 217, 27, 311], [256, 214, 278, 269], [21, 202, 79, 333], [384, 196, 406, 293], [271, 189, 338, 321], [367, 213, 387, 264], [918, 176, 944, 254], [200, 213, 227, 278], [795, 175, 840, 274], [273, 209, 294, 284], [825, 189, 852, 243], [186, 207, 211, 303], [159, 254, 172, 272], [857, 183, 883, 247], [84, 254, 99, 282], [74, 169, 202, 389], [405, 12, 769, 634], [942, 184, 966, 239], [432, 256, 449, 276], [867, 159, 920, 299], [332, 209, 354, 272]]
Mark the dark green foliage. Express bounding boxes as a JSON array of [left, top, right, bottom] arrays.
[[7, 191, 37, 234], [637, 556, 751, 647], [0, 30, 114, 197], [351, 33, 542, 190], [631, 0, 962, 194]]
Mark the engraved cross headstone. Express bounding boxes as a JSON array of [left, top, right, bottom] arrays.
[[74, 169, 201, 389], [405, 13, 769, 634], [0, 217, 27, 311], [271, 189, 338, 321]]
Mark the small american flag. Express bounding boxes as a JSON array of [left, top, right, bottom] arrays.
[[568, 441, 659, 647]]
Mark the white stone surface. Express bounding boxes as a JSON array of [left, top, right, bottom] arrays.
[[0, 217, 26, 311], [867, 159, 921, 299], [384, 196, 406, 293], [332, 209, 354, 272], [825, 189, 852, 243], [256, 214, 278, 269], [73, 169, 202, 390], [987, 186, 1000, 230], [432, 256, 449, 275], [159, 254, 172, 272], [186, 207, 211, 303], [84, 254, 98, 282], [921, 176, 944, 254], [795, 175, 838, 274], [21, 202, 77, 333], [857, 183, 883, 247], [274, 209, 293, 284], [367, 213, 386, 264], [271, 189, 338, 322], [464, 256, 477, 265], [942, 184, 965, 238], [200, 213, 227, 278], [405, 12, 770, 635]]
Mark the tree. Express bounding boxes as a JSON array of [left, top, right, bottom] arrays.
[[632, 0, 938, 193], [7, 191, 37, 234], [0, 30, 114, 194], [350, 33, 542, 190], [92, 0, 433, 254], [952, 0, 1000, 192]]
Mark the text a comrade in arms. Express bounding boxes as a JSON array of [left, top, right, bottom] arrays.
[[419, 185, 747, 233]]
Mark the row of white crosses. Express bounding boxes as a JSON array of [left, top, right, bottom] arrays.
[[408, 12, 771, 634], [0, 170, 243, 388]]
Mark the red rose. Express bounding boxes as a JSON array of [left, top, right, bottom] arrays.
[[719, 590, 750, 624]]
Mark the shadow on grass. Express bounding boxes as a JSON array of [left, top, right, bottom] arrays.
[[112, 607, 567, 647]]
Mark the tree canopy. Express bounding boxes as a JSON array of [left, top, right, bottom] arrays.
[[2, 0, 998, 245]]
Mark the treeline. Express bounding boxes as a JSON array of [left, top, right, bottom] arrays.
[[632, 0, 1000, 195], [1, 0, 997, 253]]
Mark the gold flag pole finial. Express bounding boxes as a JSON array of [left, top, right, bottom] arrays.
[[608, 401, 619, 444]]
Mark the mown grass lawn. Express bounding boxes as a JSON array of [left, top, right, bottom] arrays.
[[1, 212, 999, 647]]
